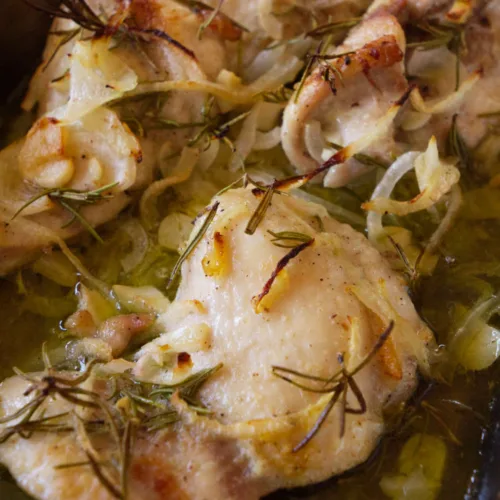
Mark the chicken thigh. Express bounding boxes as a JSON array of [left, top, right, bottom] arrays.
[[0, 187, 432, 499]]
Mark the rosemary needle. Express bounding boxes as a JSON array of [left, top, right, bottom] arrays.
[[273, 321, 394, 451], [245, 184, 275, 235], [198, 0, 224, 39], [167, 202, 220, 288], [11, 181, 119, 243]]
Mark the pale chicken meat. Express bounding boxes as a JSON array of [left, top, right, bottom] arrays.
[[0, 188, 433, 499], [400, 0, 500, 164], [0, 0, 235, 275], [281, 0, 499, 187], [281, 11, 408, 187]]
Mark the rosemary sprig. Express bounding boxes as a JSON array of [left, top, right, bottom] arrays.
[[197, 0, 224, 39], [387, 235, 422, 289], [407, 22, 464, 90], [167, 202, 219, 288], [447, 114, 471, 169], [1, 346, 223, 498], [176, 0, 248, 35], [311, 52, 354, 95], [150, 364, 223, 400], [406, 27, 456, 50], [267, 230, 313, 248], [73, 415, 122, 499], [184, 109, 251, 156], [305, 17, 361, 39], [307, 50, 356, 61], [25, 0, 195, 66], [11, 182, 119, 244], [149, 118, 207, 130], [256, 86, 294, 104], [294, 41, 320, 103], [245, 184, 276, 235], [273, 320, 394, 451], [25, 0, 106, 32], [264, 35, 305, 52], [214, 175, 246, 198]]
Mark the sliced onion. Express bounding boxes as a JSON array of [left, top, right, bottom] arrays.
[[380, 434, 447, 500], [250, 54, 303, 94], [229, 102, 261, 171], [254, 126, 282, 150], [52, 38, 138, 123], [399, 109, 432, 131], [0, 201, 111, 296], [140, 146, 199, 229], [304, 120, 327, 163], [66, 338, 113, 363], [112, 284, 170, 314], [131, 55, 303, 105], [258, 0, 285, 40], [366, 151, 420, 245], [198, 139, 220, 170], [364, 138, 460, 216], [256, 102, 284, 131], [410, 70, 481, 115], [120, 219, 149, 273], [244, 45, 286, 82], [32, 251, 78, 287], [158, 212, 194, 251], [422, 185, 463, 260], [450, 295, 500, 371]]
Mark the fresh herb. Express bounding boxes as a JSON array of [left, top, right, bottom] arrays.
[[272, 320, 394, 451], [197, 0, 224, 39], [267, 230, 313, 248], [264, 35, 305, 52], [305, 17, 361, 39], [307, 50, 356, 61], [214, 175, 246, 198], [167, 202, 220, 288], [309, 51, 357, 94], [406, 22, 461, 50], [25, 0, 108, 32], [11, 182, 119, 243], [176, 0, 248, 36], [245, 183, 276, 235], [320, 62, 343, 95], [1, 345, 222, 498], [184, 109, 251, 157], [256, 86, 294, 104], [270, 86, 412, 191], [25, 0, 195, 65], [387, 236, 423, 291], [407, 22, 464, 90], [447, 114, 471, 169], [420, 401, 461, 445], [293, 41, 321, 103], [149, 364, 223, 400]]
